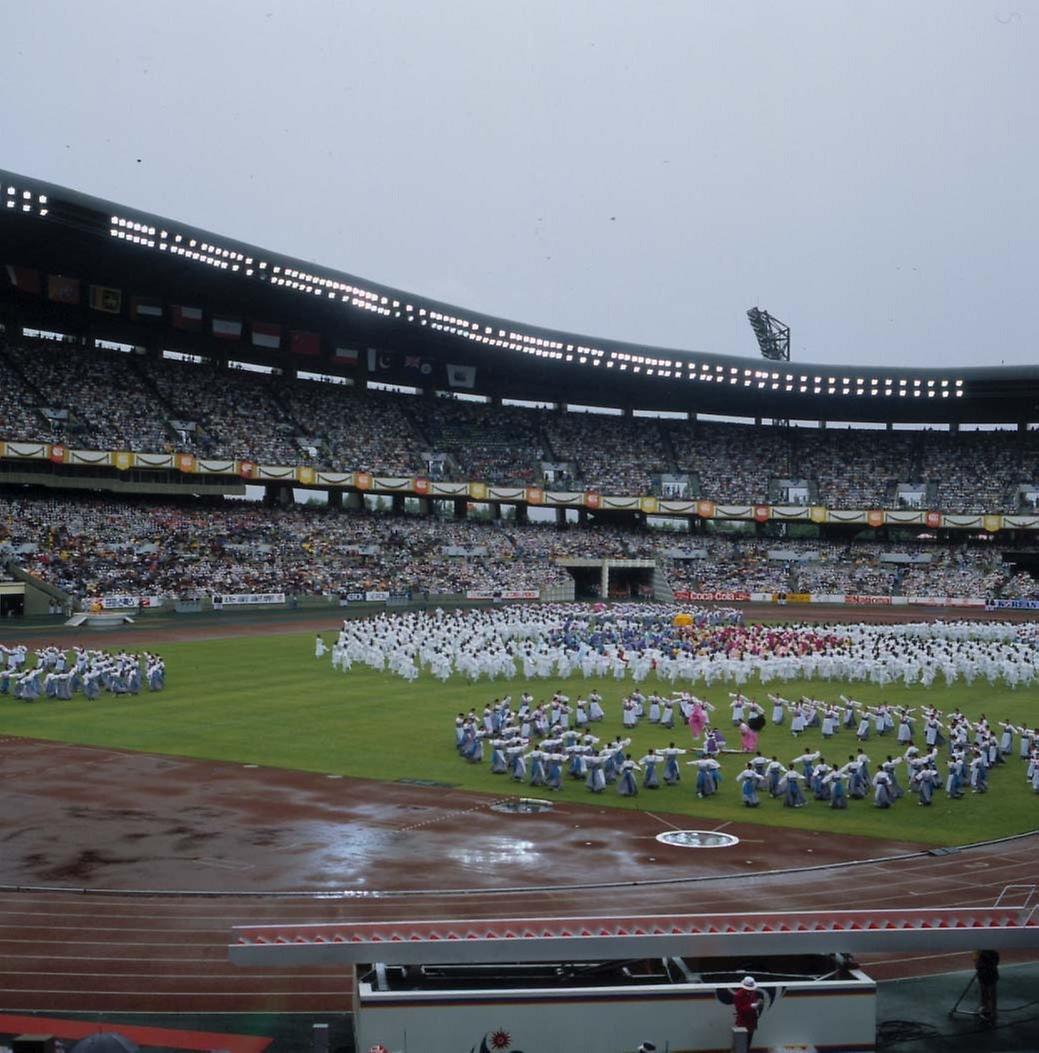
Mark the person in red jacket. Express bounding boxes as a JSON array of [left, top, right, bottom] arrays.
[[732, 975, 764, 1046]]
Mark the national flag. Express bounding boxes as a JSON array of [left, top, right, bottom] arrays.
[[47, 274, 80, 304], [404, 355, 434, 375], [251, 321, 281, 349], [212, 316, 243, 340], [289, 331, 321, 357], [171, 305, 203, 331], [5, 265, 40, 294], [130, 296, 163, 321], [447, 363, 476, 389], [334, 347, 359, 365], [367, 348, 393, 371], [89, 285, 122, 313]]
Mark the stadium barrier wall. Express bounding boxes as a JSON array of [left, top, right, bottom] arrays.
[[673, 590, 987, 608]]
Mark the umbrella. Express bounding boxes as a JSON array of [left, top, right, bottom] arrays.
[[72, 1034, 139, 1053]]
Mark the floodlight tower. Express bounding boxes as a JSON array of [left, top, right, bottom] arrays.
[[746, 307, 790, 362]]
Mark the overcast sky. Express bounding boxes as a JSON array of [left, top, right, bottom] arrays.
[[3, 1, 1036, 368]]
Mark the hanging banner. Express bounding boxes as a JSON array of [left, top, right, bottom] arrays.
[[136, 452, 175, 469], [771, 505, 810, 521], [374, 476, 412, 492], [658, 499, 696, 515], [196, 458, 235, 475], [255, 464, 294, 480], [68, 449, 111, 466], [601, 496, 641, 511], [544, 490, 583, 506]]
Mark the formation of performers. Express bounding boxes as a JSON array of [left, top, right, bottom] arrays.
[[453, 687, 1039, 807], [331, 603, 1039, 690], [0, 644, 166, 700]]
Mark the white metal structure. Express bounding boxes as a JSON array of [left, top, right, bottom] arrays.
[[230, 902, 1039, 967], [351, 956, 876, 1053]]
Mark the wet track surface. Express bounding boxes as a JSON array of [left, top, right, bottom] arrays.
[[0, 736, 1036, 1013]]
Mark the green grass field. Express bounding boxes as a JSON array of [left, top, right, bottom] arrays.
[[1, 630, 1036, 846]]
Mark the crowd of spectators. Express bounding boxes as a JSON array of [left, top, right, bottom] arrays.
[[922, 431, 1020, 514], [0, 350, 57, 443], [544, 413, 667, 493], [794, 428, 912, 508], [2, 487, 1033, 605], [136, 357, 302, 464], [670, 421, 792, 504], [5, 341, 171, 451], [277, 381, 426, 475], [6, 336, 1039, 513], [417, 398, 545, 484]]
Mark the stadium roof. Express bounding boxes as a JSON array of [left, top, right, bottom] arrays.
[[3, 168, 1037, 424]]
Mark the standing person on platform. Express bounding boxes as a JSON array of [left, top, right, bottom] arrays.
[[731, 975, 764, 1048], [974, 949, 1000, 1026]]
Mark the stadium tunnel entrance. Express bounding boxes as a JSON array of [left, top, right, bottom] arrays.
[[558, 559, 657, 600]]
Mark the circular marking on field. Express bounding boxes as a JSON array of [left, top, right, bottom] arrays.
[[490, 797, 554, 815], [655, 830, 740, 849]]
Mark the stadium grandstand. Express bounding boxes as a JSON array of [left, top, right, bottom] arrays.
[[4, 170, 1039, 1053], [2, 168, 1039, 618]]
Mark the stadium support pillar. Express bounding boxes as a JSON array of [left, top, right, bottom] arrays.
[[1019, 421, 1028, 433], [415, 497, 431, 516], [489, 500, 502, 520], [454, 497, 468, 519], [555, 507, 567, 526], [514, 502, 528, 524], [327, 489, 343, 510], [578, 508, 588, 526], [950, 421, 959, 434], [344, 490, 364, 511], [601, 563, 610, 599], [392, 494, 406, 515]]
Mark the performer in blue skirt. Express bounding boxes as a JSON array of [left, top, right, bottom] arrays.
[[617, 755, 641, 796]]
